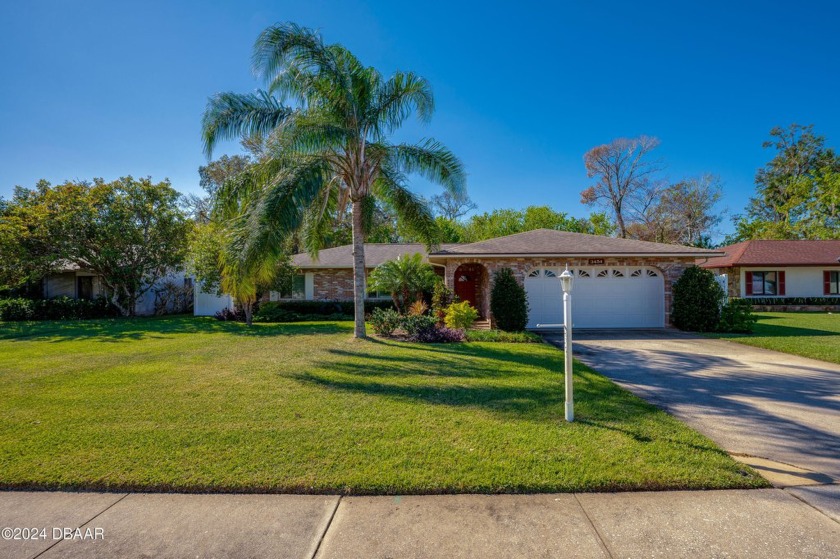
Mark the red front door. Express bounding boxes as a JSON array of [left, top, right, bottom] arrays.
[[454, 266, 479, 309]]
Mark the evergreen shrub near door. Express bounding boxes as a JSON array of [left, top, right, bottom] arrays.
[[671, 266, 724, 332], [490, 268, 529, 331]]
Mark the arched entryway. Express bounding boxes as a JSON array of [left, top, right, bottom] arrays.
[[453, 263, 487, 317]]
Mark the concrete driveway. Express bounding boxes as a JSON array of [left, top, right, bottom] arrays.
[[544, 329, 840, 483]]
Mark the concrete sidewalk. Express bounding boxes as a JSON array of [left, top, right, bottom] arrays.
[[2, 489, 839, 559]]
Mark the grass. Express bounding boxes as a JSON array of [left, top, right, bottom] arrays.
[[710, 311, 840, 364], [0, 316, 766, 494]]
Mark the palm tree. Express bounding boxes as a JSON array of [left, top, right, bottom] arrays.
[[202, 23, 466, 338], [368, 253, 437, 313]]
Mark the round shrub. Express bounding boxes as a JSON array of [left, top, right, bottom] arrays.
[[671, 266, 724, 332], [443, 301, 478, 330], [370, 308, 402, 336], [490, 268, 529, 331]]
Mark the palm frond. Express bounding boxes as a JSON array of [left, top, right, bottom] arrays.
[[373, 170, 439, 247], [388, 139, 467, 197], [202, 91, 291, 158], [368, 71, 434, 137]]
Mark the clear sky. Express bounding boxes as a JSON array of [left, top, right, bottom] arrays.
[[2, 0, 839, 238]]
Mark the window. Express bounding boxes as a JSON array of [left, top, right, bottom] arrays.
[[576, 270, 590, 278], [596, 269, 609, 278], [528, 269, 540, 277], [647, 270, 658, 277], [544, 270, 557, 278], [281, 275, 306, 299], [826, 271, 840, 295], [747, 272, 784, 295], [612, 270, 624, 277], [631, 269, 642, 277]]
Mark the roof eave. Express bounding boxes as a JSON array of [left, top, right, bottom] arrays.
[[429, 251, 724, 259]]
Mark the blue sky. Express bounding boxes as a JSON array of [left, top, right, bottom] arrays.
[[2, 1, 839, 238]]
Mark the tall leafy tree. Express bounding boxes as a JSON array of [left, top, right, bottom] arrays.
[[4, 177, 190, 316], [202, 23, 466, 338], [729, 124, 840, 241]]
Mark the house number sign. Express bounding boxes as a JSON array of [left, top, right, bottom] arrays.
[[588, 258, 605, 265]]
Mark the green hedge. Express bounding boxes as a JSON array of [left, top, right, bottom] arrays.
[[0, 297, 119, 321], [465, 330, 543, 343], [746, 297, 840, 306], [253, 302, 351, 323], [263, 299, 395, 316]]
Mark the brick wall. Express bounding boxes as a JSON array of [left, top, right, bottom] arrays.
[[442, 257, 696, 326], [309, 268, 357, 300]]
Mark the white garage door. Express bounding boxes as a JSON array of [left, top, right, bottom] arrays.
[[525, 267, 664, 329]]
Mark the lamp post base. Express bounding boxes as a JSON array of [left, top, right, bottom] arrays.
[[565, 401, 574, 422]]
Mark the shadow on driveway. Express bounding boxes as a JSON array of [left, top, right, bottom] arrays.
[[542, 329, 840, 480]]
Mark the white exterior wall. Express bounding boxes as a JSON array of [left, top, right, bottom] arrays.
[[739, 266, 834, 298], [194, 285, 233, 316]]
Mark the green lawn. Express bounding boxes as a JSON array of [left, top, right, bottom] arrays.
[[711, 311, 840, 364], [0, 317, 765, 494]]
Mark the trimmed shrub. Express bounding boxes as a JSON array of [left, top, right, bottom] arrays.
[[745, 296, 840, 306], [718, 299, 757, 333], [444, 301, 479, 330], [0, 297, 118, 321], [671, 266, 725, 332], [409, 325, 465, 343], [0, 298, 34, 321], [490, 268, 529, 331], [370, 308, 402, 336], [400, 314, 437, 337], [465, 330, 543, 343], [253, 302, 352, 323], [257, 299, 395, 316]]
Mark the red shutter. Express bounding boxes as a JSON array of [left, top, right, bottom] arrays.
[[745, 272, 753, 295], [778, 271, 786, 296], [826, 271, 832, 295]]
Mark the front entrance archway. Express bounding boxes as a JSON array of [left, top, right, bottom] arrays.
[[453, 263, 487, 317]]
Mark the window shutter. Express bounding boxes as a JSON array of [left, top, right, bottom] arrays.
[[826, 271, 832, 295], [778, 271, 786, 296], [745, 272, 753, 295]]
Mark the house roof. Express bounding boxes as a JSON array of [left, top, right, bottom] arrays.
[[292, 230, 722, 268], [292, 243, 461, 268], [701, 240, 840, 268], [429, 229, 723, 258]]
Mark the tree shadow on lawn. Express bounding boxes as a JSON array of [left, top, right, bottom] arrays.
[[0, 316, 353, 343], [293, 343, 689, 429]]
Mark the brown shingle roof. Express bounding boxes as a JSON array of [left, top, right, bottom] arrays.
[[701, 240, 840, 268], [292, 243, 461, 268], [430, 229, 723, 257]]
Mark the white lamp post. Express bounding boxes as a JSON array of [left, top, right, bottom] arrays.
[[558, 265, 574, 422]]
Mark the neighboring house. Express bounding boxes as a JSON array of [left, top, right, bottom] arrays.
[[285, 229, 720, 329], [42, 264, 192, 316], [701, 240, 840, 300]]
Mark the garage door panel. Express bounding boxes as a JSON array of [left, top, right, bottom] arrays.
[[525, 267, 664, 329]]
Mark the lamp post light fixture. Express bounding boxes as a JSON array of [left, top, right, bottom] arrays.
[[559, 265, 574, 422]]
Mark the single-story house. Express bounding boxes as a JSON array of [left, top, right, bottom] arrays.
[[42, 264, 192, 316], [287, 229, 721, 329], [701, 239, 840, 300]]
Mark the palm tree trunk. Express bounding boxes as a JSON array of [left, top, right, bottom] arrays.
[[351, 198, 367, 338]]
